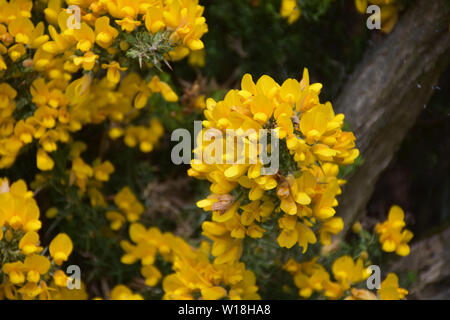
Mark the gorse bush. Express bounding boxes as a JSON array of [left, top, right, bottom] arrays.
[[0, 0, 414, 300]]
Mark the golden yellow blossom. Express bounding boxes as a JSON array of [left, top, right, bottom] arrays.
[[376, 205, 413, 256], [49, 233, 73, 265]]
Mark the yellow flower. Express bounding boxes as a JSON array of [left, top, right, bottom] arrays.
[[352, 221, 363, 233], [299, 104, 332, 144], [322, 279, 344, 299], [45, 207, 58, 219], [69, 141, 87, 159], [376, 205, 413, 256], [160, 237, 258, 300], [8, 43, 26, 62], [121, 223, 167, 265], [93, 160, 115, 181], [14, 120, 36, 144], [319, 217, 344, 245], [0, 83, 17, 109], [201, 286, 227, 300], [115, 17, 141, 32], [294, 268, 330, 298], [345, 288, 378, 300], [19, 282, 44, 299], [148, 76, 179, 102], [2, 261, 25, 284], [378, 273, 408, 300], [0, 55, 7, 71], [101, 62, 127, 84], [114, 187, 144, 222], [37, 149, 54, 171], [0, 180, 41, 232], [70, 157, 93, 191], [53, 269, 69, 287], [44, 0, 61, 25], [94, 16, 118, 49], [110, 285, 143, 300], [50, 281, 89, 300], [313, 179, 339, 220], [144, 6, 165, 34], [332, 256, 371, 290], [109, 127, 124, 139], [73, 51, 99, 71], [280, 0, 301, 24], [74, 23, 95, 52], [188, 49, 206, 68], [23, 255, 51, 283], [19, 231, 43, 255], [355, 0, 368, 13], [250, 93, 274, 123], [106, 211, 126, 230], [141, 265, 162, 287], [284, 258, 331, 298], [8, 17, 34, 44], [379, 4, 399, 34], [29, 22, 49, 49], [0, 24, 13, 46], [88, 187, 107, 208], [49, 233, 73, 265]]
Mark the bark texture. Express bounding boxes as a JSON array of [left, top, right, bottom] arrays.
[[335, 0, 450, 234]]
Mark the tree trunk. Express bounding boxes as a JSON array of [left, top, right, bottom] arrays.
[[334, 0, 450, 235]]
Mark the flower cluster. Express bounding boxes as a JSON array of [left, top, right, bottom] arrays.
[[163, 239, 260, 300], [375, 205, 413, 256], [284, 255, 408, 300], [355, 0, 399, 33], [189, 69, 359, 264], [0, 0, 206, 172], [119, 223, 260, 300], [0, 178, 85, 299], [112, 117, 164, 153], [283, 204, 413, 300], [106, 187, 145, 231], [284, 255, 371, 299]]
